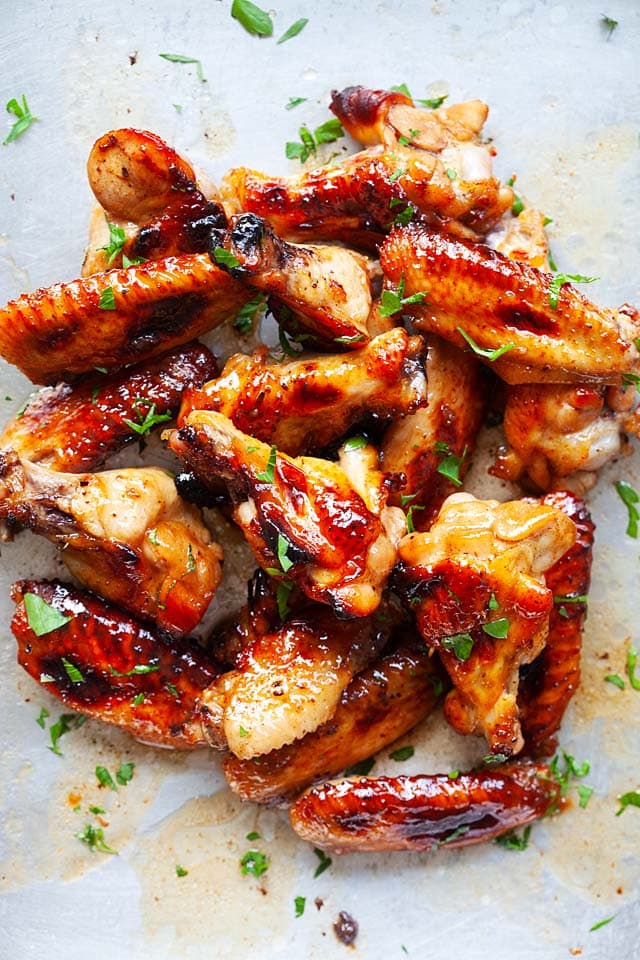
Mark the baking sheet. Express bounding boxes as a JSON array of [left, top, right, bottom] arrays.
[[1, 1, 639, 957]]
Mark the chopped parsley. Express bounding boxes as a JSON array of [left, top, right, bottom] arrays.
[[390, 202, 415, 227], [418, 94, 448, 109], [439, 824, 470, 846], [286, 97, 307, 110], [511, 194, 524, 216], [186, 544, 196, 574], [116, 762, 135, 786], [616, 791, 640, 816], [234, 295, 266, 335], [590, 915, 615, 932], [286, 119, 344, 163], [335, 333, 366, 345], [547, 273, 598, 310], [604, 674, 625, 691], [231, 0, 273, 36], [277, 534, 293, 573], [344, 757, 375, 776], [483, 753, 509, 766], [240, 848, 269, 877], [600, 15, 618, 39], [122, 399, 172, 437], [445, 168, 457, 180], [482, 618, 509, 639], [212, 246, 240, 269], [548, 751, 593, 808], [553, 594, 588, 605], [256, 444, 277, 483], [627, 646, 640, 690], [122, 253, 146, 267], [95, 766, 117, 791], [131, 693, 146, 706], [441, 633, 474, 661], [109, 663, 159, 677], [76, 823, 117, 854], [495, 825, 531, 850], [159, 52, 206, 83], [294, 895, 306, 918], [313, 848, 332, 877], [49, 713, 85, 756], [390, 83, 412, 97], [98, 286, 116, 310], [277, 18, 308, 44], [3, 95, 38, 145], [61, 657, 84, 684], [379, 275, 428, 318], [405, 503, 425, 533], [615, 480, 639, 537], [343, 435, 368, 451], [176, 865, 189, 877], [24, 593, 72, 637], [36, 707, 49, 729], [246, 831, 260, 841], [435, 442, 467, 488], [98, 220, 126, 265], [389, 746, 414, 762], [239, 725, 250, 738], [276, 580, 294, 621], [389, 166, 406, 182], [489, 593, 500, 611], [457, 326, 515, 362], [577, 784, 594, 809]]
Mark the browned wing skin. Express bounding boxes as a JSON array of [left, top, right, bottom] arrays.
[[0, 254, 248, 384], [0, 456, 223, 636], [180, 329, 426, 456], [210, 213, 372, 344], [519, 491, 594, 756], [289, 761, 560, 853], [11, 580, 220, 747], [199, 603, 397, 759], [382, 335, 485, 527], [170, 413, 405, 618], [380, 226, 640, 385], [492, 382, 638, 493], [0, 342, 217, 473], [223, 638, 445, 805], [393, 493, 577, 755]]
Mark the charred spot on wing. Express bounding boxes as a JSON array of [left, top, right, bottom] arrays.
[[174, 470, 226, 508]]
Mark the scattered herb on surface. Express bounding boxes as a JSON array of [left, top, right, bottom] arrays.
[[49, 714, 84, 756], [109, 663, 159, 677], [277, 18, 308, 44], [390, 746, 414, 762], [286, 96, 307, 110], [626, 647, 640, 690], [159, 52, 206, 82], [313, 847, 332, 877], [379, 275, 428, 318], [457, 326, 515, 362], [615, 481, 639, 538], [76, 823, 117, 854], [24, 593, 71, 637], [231, 0, 273, 36], [495, 825, 531, 850], [590, 915, 615, 932], [176, 865, 188, 877], [604, 674, 625, 691], [548, 273, 598, 309], [36, 707, 50, 729], [600, 15, 618, 39], [116, 762, 135, 786], [441, 633, 474, 661], [344, 757, 375, 776], [240, 848, 269, 877], [234, 294, 266, 335], [3, 95, 38, 145], [96, 766, 117, 791], [294, 895, 306, 917], [616, 791, 640, 816]]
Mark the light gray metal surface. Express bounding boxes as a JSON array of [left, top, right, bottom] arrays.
[[0, 1, 639, 958]]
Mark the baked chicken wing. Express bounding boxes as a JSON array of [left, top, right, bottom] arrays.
[[380, 225, 640, 385], [394, 493, 576, 755], [170, 412, 406, 618], [11, 579, 221, 747], [0, 454, 223, 635]]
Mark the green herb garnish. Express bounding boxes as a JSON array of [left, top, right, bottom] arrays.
[[286, 97, 307, 110], [98, 287, 116, 310], [256, 444, 277, 483], [457, 326, 515, 362], [604, 674, 625, 691], [294, 895, 306, 917], [548, 273, 598, 309], [389, 746, 414, 762], [234, 295, 266, 335], [441, 633, 474, 661], [98, 220, 126, 265], [615, 480, 639, 537], [49, 714, 84, 755], [482, 618, 509, 639], [379, 275, 428, 318], [344, 757, 375, 776], [36, 707, 50, 729], [231, 0, 273, 36], [122, 399, 172, 437], [76, 823, 117, 854], [627, 647, 640, 690], [212, 246, 240, 269], [176, 865, 189, 877], [313, 847, 332, 877], [96, 766, 117, 790], [616, 791, 640, 816], [277, 18, 308, 44], [3, 95, 38, 145], [600, 15, 618, 39], [240, 848, 269, 877], [495, 825, 531, 850], [24, 593, 71, 637], [61, 657, 84, 684], [590, 915, 615, 932], [159, 52, 206, 83], [109, 663, 159, 677]]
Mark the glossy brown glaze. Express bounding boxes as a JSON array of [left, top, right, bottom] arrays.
[[0, 342, 217, 472], [289, 761, 560, 852], [180, 329, 426, 456], [223, 636, 445, 805], [11, 580, 221, 747], [0, 254, 248, 384], [519, 491, 594, 756], [330, 85, 411, 145], [380, 226, 640, 384], [382, 335, 485, 528]]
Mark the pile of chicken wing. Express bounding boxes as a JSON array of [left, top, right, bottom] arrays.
[[2, 85, 638, 855]]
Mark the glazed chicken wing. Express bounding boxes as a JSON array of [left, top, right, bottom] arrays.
[[0, 254, 247, 384], [170, 412, 406, 618], [209, 213, 372, 344], [180, 328, 426, 456], [382, 335, 485, 528], [394, 493, 576, 755], [11, 580, 221, 747], [0, 342, 217, 473], [289, 760, 560, 853], [0, 454, 223, 635], [223, 636, 445, 805], [380, 225, 640, 385]]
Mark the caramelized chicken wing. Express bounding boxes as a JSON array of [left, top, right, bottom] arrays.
[[380, 226, 640, 385], [11, 579, 220, 747], [382, 335, 485, 528], [0, 342, 216, 473], [394, 493, 576, 755], [0, 454, 223, 635], [223, 637, 445, 805], [0, 254, 247, 384], [170, 412, 406, 618], [494, 207, 551, 270], [289, 760, 560, 853], [179, 329, 426, 456], [199, 602, 395, 759], [519, 491, 594, 755]]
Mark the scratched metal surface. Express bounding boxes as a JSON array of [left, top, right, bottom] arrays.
[[0, 1, 639, 958]]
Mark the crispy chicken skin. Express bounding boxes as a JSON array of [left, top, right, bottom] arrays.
[[84, 128, 227, 275], [494, 207, 551, 270], [222, 87, 512, 248], [223, 637, 445, 805], [492, 382, 639, 493], [210, 213, 373, 344], [289, 760, 560, 853], [199, 602, 395, 759], [0, 254, 247, 385], [380, 226, 640, 385], [11, 580, 220, 747], [382, 335, 484, 527], [394, 493, 576, 755], [179, 329, 426, 456], [0, 455, 223, 635], [519, 491, 594, 755], [0, 343, 217, 473], [170, 412, 406, 618]]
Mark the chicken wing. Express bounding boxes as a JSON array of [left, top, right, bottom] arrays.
[[0, 454, 223, 635], [179, 329, 426, 456], [11, 579, 221, 747], [0, 342, 217, 473], [494, 207, 551, 270], [381, 335, 485, 528], [223, 636, 445, 805], [0, 254, 247, 384], [394, 493, 576, 755], [289, 760, 560, 853], [170, 412, 406, 618], [380, 225, 640, 385], [519, 491, 594, 755]]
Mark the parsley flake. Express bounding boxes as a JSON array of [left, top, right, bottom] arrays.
[[605, 673, 625, 691], [24, 593, 71, 637], [343, 435, 368, 452], [418, 94, 448, 109], [615, 480, 639, 537], [98, 287, 116, 311], [176, 865, 189, 877], [457, 326, 515, 362], [294, 895, 306, 918], [286, 119, 344, 163], [98, 220, 126, 265], [441, 633, 474, 661], [36, 707, 50, 729], [276, 580, 294, 621], [109, 663, 159, 677], [482, 618, 509, 639], [286, 97, 307, 110], [616, 791, 640, 816], [3, 95, 38, 145], [246, 831, 260, 841], [61, 657, 84, 684], [122, 399, 172, 437], [49, 713, 84, 756], [76, 823, 117, 854], [256, 444, 277, 483], [313, 848, 332, 878], [590, 915, 615, 932], [344, 757, 375, 777], [627, 646, 640, 690], [234, 295, 266, 335], [548, 273, 598, 309], [277, 534, 293, 573], [240, 848, 269, 877], [435, 443, 467, 488], [212, 246, 240, 269], [390, 746, 414, 762], [231, 0, 273, 37], [600, 15, 618, 39], [116, 762, 135, 786], [277, 18, 308, 44], [495, 825, 531, 850], [96, 765, 117, 791], [159, 52, 206, 83], [379, 276, 428, 318]]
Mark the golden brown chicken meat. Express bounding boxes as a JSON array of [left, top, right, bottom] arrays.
[[0, 454, 223, 636], [393, 492, 576, 756], [0, 342, 216, 473], [380, 225, 640, 385], [170, 412, 406, 618], [179, 329, 426, 456], [11, 579, 221, 747]]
